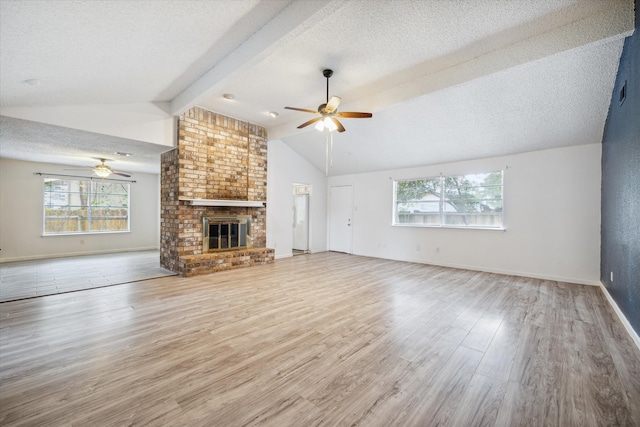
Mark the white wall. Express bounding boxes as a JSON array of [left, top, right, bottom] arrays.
[[4, 142, 600, 283], [328, 144, 602, 285], [266, 140, 327, 258], [0, 158, 160, 262]]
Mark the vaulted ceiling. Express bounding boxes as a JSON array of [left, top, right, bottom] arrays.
[[0, 0, 634, 176]]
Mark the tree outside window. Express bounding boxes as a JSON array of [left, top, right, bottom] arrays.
[[394, 171, 503, 228]]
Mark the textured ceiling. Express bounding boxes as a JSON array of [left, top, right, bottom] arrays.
[[0, 0, 634, 176], [0, 0, 286, 106], [0, 116, 170, 174]]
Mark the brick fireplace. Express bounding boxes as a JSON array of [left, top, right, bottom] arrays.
[[160, 107, 274, 277]]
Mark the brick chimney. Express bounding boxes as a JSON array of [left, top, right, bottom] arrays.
[[160, 107, 273, 276]]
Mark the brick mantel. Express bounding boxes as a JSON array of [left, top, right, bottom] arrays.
[[160, 107, 273, 276]]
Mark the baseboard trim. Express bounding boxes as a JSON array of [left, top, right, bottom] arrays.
[[599, 282, 640, 352], [0, 247, 159, 263], [391, 255, 600, 286]]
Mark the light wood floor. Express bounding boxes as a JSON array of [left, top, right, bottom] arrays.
[[1, 252, 639, 426], [0, 250, 175, 302]]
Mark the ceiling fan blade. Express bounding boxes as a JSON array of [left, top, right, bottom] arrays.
[[112, 171, 133, 178], [284, 106, 318, 114], [336, 112, 372, 118], [297, 117, 323, 129], [64, 167, 93, 171], [325, 96, 341, 113], [331, 118, 345, 133]]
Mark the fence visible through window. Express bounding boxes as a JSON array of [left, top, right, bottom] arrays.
[[43, 177, 130, 235]]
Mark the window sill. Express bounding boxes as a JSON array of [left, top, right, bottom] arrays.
[[392, 224, 505, 231], [42, 231, 131, 237]]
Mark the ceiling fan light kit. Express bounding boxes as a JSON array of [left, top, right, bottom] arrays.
[[90, 158, 132, 178], [93, 164, 112, 178], [315, 117, 338, 132]]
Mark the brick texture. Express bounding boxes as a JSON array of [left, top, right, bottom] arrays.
[[179, 248, 274, 277], [160, 107, 271, 276]]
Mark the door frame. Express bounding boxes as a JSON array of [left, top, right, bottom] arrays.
[[292, 183, 311, 254]]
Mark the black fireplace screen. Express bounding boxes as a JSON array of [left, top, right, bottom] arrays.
[[203, 215, 251, 252]]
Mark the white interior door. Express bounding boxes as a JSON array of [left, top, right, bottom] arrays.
[[329, 185, 353, 253], [292, 194, 309, 251]]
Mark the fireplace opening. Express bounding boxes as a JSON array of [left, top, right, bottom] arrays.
[[203, 215, 252, 252]]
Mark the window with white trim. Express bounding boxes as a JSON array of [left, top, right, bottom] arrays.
[[393, 171, 503, 229], [43, 177, 130, 235]]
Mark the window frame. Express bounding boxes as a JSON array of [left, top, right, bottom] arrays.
[[42, 176, 131, 236], [392, 171, 504, 230]]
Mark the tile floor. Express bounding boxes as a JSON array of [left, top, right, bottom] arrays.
[[0, 250, 176, 302]]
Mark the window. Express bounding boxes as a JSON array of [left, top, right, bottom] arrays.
[[393, 171, 503, 229], [43, 178, 130, 235]]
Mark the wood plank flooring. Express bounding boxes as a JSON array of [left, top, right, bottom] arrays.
[[0, 250, 175, 302], [1, 252, 639, 426]]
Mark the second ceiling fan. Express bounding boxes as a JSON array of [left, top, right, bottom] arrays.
[[65, 158, 133, 178], [285, 69, 372, 133]]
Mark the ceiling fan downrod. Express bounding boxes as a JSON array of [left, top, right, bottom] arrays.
[[323, 69, 333, 103]]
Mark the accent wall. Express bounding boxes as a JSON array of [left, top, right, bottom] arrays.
[[601, 1, 639, 336]]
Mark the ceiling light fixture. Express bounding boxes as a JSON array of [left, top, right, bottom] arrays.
[[268, 111, 279, 118], [93, 165, 112, 178], [314, 117, 338, 132], [114, 151, 132, 157], [223, 93, 235, 100]]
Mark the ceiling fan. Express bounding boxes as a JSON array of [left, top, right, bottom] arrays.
[[65, 158, 133, 178], [285, 69, 372, 132]]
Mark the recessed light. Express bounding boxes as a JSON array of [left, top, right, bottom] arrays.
[[223, 93, 235, 100], [269, 111, 279, 118], [114, 152, 132, 157]]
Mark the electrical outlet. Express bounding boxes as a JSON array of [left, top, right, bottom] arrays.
[[80, 239, 85, 245], [416, 244, 421, 251], [436, 247, 440, 253]]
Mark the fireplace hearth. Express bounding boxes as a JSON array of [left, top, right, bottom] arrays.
[[203, 215, 252, 252]]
